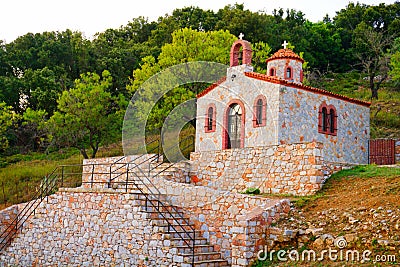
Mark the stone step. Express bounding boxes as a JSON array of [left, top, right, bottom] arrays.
[[192, 259, 230, 267], [182, 251, 223, 262], [148, 215, 191, 226], [157, 223, 195, 232], [145, 210, 185, 219], [170, 237, 208, 246], [168, 230, 202, 239], [141, 204, 184, 214], [174, 244, 216, 254]]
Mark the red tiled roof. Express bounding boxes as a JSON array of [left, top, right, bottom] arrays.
[[245, 72, 371, 107], [196, 72, 371, 108], [266, 49, 304, 63], [196, 76, 227, 98]]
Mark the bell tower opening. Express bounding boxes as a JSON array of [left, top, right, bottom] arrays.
[[230, 35, 252, 67]]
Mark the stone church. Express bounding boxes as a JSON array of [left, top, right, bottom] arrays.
[[195, 38, 371, 165]]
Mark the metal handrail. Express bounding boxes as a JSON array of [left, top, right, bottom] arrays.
[[0, 167, 61, 251], [105, 135, 196, 264], [109, 138, 160, 177], [108, 140, 161, 185], [0, 135, 196, 264]]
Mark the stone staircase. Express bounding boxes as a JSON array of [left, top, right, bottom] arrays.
[[122, 187, 229, 266], [111, 161, 230, 266], [112, 159, 230, 267]]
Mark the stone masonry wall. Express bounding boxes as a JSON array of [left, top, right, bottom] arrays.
[[279, 86, 370, 164], [190, 141, 324, 196], [150, 175, 291, 266], [77, 155, 294, 266], [396, 140, 400, 163], [0, 205, 19, 245], [0, 188, 179, 266]]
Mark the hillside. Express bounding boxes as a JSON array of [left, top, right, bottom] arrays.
[[253, 165, 400, 266]]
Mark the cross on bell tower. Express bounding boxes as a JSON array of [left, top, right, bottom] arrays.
[[239, 33, 244, 40], [282, 40, 289, 49]]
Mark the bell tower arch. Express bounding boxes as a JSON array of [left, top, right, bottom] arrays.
[[230, 37, 252, 67]]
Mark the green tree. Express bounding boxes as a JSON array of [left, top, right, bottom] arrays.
[[158, 28, 236, 67], [389, 37, 400, 87], [148, 6, 218, 50], [47, 70, 125, 158], [353, 22, 392, 99], [0, 102, 18, 152], [252, 41, 272, 73], [129, 28, 236, 94], [127, 28, 236, 132], [91, 19, 156, 96], [22, 67, 60, 114], [18, 108, 48, 151]]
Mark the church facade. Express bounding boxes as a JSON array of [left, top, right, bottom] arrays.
[[195, 39, 371, 165]]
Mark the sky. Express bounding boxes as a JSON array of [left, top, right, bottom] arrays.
[[0, 0, 398, 43]]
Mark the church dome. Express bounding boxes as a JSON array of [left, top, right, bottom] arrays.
[[266, 49, 304, 64], [266, 42, 304, 84]]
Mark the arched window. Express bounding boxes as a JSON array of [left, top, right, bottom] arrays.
[[205, 104, 216, 132], [286, 67, 292, 79], [253, 95, 266, 127], [207, 107, 213, 131], [223, 100, 246, 149], [269, 68, 275, 76], [318, 103, 337, 136], [300, 70, 304, 83], [321, 107, 328, 132], [329, 108, 336, 134]]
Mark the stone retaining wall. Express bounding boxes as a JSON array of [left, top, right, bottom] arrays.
[[0, 188, 178, 266], [153, 177, 291, 266], [396, 140, 400, 163], [0, 205, 19, 245], [190, 142, 324, 196]]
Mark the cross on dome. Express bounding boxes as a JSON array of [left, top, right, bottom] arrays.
[[239, 33, 244, 40], [282, 40, 289, 49]]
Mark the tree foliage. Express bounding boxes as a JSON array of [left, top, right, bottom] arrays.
[[353, 22, 392, 99], [47, 71, 125, 158], [390, 37, 400, 87], [0, 103, 18, 152]]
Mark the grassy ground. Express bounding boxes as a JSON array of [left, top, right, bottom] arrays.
[[253, 165, 400, 267], [0, 143, 123, 209]]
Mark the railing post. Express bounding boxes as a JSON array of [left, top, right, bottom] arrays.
[[126, 163, 129, 193], [61, 166, 64, 188], [108, 164, 112, 188], [91, 164, 95, 188], [46, 177, 49, 203], [2, 182, 5, 205], [192, 230, 195, 266], [15, 181, 18, 203]]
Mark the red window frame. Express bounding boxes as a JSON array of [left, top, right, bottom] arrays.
[[318, 103, 337, 136], [269, 67, 276, 76], [285, 66, 293, 79], [253, 95, 267, 127], [205, 104, 216, 133]]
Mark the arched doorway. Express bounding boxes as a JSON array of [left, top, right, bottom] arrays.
[[224, 102, 245, 149]]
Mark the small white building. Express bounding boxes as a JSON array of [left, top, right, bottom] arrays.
[[195, 38, 370, 165]]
